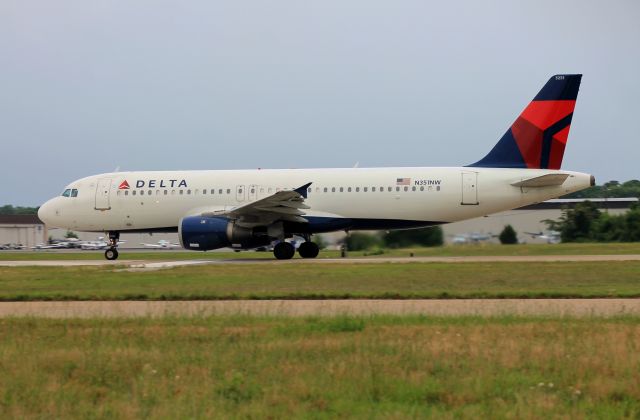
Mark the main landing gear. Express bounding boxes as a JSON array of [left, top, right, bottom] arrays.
[[104, 231, 120, 261], [298, 241, 319, 259], [272, 239, 320, 260]]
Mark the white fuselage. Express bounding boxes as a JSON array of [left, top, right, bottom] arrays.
[[38, 167, 592, 234]]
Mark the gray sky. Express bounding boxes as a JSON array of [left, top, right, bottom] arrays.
[[1, 0, 639, 205]]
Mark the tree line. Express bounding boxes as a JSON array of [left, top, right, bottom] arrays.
[[545, 201, 640, 242], [562, 180, 640, 199], [344, 227, 443, 251], [0, 205, 39, 215]]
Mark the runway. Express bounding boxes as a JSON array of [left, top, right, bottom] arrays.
[[1, 299, 640, 318], [1, 254, 639, 269]]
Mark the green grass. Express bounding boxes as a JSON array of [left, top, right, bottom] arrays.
[[1, 242, 640, 261], [2, 316, 640, 418], [1, 261, 639, 300]]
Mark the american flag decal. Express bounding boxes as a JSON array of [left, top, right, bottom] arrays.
[[396, 178, 411, 186]]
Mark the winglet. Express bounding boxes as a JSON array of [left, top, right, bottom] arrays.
[[294, 182, 312, 199]]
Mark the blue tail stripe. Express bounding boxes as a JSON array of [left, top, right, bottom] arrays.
[[468, 129, 527, 168]]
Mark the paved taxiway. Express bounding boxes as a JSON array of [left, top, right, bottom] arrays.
[[1, 254, 640, 269], [1, 299, 640, 318]]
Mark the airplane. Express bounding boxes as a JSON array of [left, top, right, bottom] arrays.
[[450, 232, 496, 244], [140, 239, 181, 249], [524, 230, 561, 244], [38, 74, 594, 261], [31, 243, 66, 250], [80, 240, 109, 250]]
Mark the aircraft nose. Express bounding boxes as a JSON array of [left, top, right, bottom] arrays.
[[38, 199, 55, 225]]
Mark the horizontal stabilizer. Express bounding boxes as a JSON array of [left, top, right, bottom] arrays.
[[511, 173, 570, 188]]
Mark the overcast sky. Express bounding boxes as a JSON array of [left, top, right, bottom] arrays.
[[1, 0, 639, 205]]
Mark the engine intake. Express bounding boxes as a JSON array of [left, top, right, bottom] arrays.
[[179, 216, 270, 251]]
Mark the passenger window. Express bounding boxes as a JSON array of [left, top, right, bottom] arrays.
[[436, 186, 441, 191], [211, 189, 215, 194], [364, 187, 368, 192], [219, 189, 223, 194], [348, 187, 352, 192], [331, 187, 335, 192], [412, 186, 416, 191], [203, 189, 207, 195], [268, 188, 273, 193], [380, 186, 383, 191], [238, 189, 242, 194], [125, 190, 129, 196], [251, 188, 255, 194], [404, 186, 409, 192], [340, 187, 344, 192], [396, 187, 400, 192], [372, 187, 376, 192], [356, 187, 360, 192], [420, 186, 424, 191], [187, 189, 192, 195], [148, 190, 152, 195], [132, 190, 137, 196], [140, 190, 145, 196], [226, 189, 231, 194], [61, 189, 71, 197], [307, 188, 311, 193], [180, 190, 184, 195], [323, 187, 328, 193], [388, 187, 392, 192], [164, 190, 168, 195]]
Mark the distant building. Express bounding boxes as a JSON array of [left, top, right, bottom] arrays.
[[442, 198, 639, 244], [0, 215, 47, 248]]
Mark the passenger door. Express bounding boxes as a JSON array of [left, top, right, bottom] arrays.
[[95, 178, 112, 210]]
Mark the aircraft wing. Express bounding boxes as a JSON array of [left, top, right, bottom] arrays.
[[201, 182, 312, 227]]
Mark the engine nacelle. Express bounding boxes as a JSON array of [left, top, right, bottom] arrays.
[[179, 216, 271, 251]]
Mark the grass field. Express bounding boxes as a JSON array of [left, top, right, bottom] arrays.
[[1, 261, 639, 300], [1, 242, 640, 261], [1, 316, 639, 418]]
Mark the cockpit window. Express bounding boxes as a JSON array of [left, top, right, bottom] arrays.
[[61, 189, 71, 197], [70, 189, 78, 197]]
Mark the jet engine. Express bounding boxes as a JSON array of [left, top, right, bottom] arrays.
[[179, 216, 271, 251]]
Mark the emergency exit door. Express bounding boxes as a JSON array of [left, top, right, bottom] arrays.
[[461, 172, 479, 205], [95, 178, 112, 210]]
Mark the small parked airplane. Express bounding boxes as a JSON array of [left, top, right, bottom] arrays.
[[140, 239, 181, 249], [450, 232, 497, 244], [38, 74, 593, 260], [525, 230, 561, 244]]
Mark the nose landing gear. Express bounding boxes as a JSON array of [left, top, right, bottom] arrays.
[[104, 231, 120, 261]]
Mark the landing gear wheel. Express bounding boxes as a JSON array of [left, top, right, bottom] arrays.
[[273, 242, 295, 260], [298, 241, 319, 259], [105, 248, 119, 261]]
